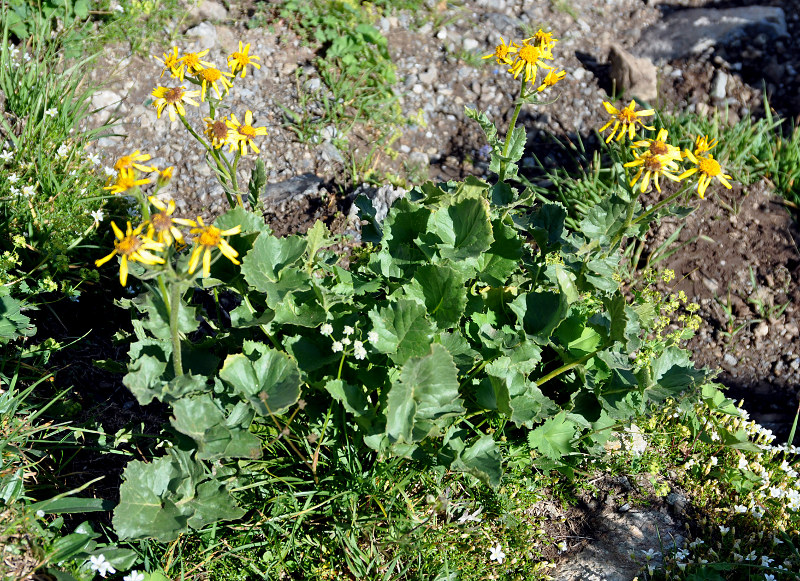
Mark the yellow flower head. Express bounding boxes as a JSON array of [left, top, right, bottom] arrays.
[[599, 100, 655, 143], [529, 29, 558, 55], [678, 151, 732, 199], [630, 128, 682, 162], [226, 110, 268, 156], [155, 46, 182, 78], [228, 41, 261, 78], [157, 166, 174, 187], [151, 86, 200, 122], [185, 217, 242, 278], [146, 196, 184, 246], [624, 150, 683, 193], [179, 49, 213, 79], [104, 168, 151, 194], [95, 221, 165, 286], [482, 36, 518, 66], [508, 39, 554, 86], [198, 67, 234, 101], [536, 68, 566, 92], [114, 150, 156, 173], [693, 134, 718, 156], [204, 116, 231, 149]]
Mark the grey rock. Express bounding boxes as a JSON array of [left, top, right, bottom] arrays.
[[349, 183, 407, 226], [262, 173, 325, 204], [419, 66, 438, 85], [553, 508, 684, 581], [462, 38, 479, 51], [319, 141, 344, 164], [91, 90, 124, 125], [634, 6, 787, 64], [304, 77, 321, 92], [608, 44, 657, 102], [185, 22, 217, 49], [754, 322, 769, 338], [711, 70, 728, 100], [724, 353, 738, 366], [187, 0, 228, 23]]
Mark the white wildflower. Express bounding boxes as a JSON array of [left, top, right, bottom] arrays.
[[87, 152, 101, 166], [0, 150, 13, 162], [343, 325, 354, 336], [88, 555, 116, 578], [332, 341, 343, 353], [353, 340, 367, 360], [22, 185, 35, 197], [44, 108, 58, 117], [733, 504, 748, 514], [488, 544, 505, 564], [367, 330, 379, 344], [719, 525, 729, 535], [57, 144, 70, 158], [90, 209, 104, 224], [320, 323, 333, 336], [123, 572, 145, 581]]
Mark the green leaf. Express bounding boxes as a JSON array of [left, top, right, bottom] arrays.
[[509, 291, 569, 344], [528, 412, 577, 459], [215, 205, 270, 234], [428, 196, 493, 261], [219, 341, 301, 416], [504, 125, 527, 164], [368, 299, 435, 365], [241, 233, 308, 299], [464, 106, 499, 148], [305, 220, 333, 267], [444, 430, 502, 488], [324, 379, 373, 418], [476, 219, 523, 286], [579, 194, 629, 247], [0, 292, 35, 342], [132, 291, 199, 341], [385, 344, 464, 443], [555, 314, 603, 358], [405, 264, 467, 329], [646, 346, 706, 402], [171, 395, 261, 461], [30, 497, 114, 514], [248, 158, 268, 208], [528, 202, 567, 251]]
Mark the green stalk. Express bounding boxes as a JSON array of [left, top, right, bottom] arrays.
[[535, 349, 602, 387], [169, 282, 183, 377], [498, 76, 527, 183], [788, 399, 800, 446], [630, 185, 689, 227]]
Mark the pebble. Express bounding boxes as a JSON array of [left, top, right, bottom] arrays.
[[723, 354, 738, 366], [753, 322, 769, 338]]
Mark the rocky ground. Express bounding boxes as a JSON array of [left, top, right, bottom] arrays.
[[78, 0, 800, 576]]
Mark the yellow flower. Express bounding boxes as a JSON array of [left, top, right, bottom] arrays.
[[598, 100, 655, 143], [155, 46, 182, 78], [146, 196, 184, 245], [114, 150, 156, 173], [529, 29, 558, 52], [630, 128, 682, 162], [678, 151, 732, 199], [185, 217, 242, 278], [228, 41, 261, 78], [204, 116, 231, 149], [482, 37, 518, 66], [536, 69, 565, 92], [179, 49, 213, 79], [156, 166, 174, 187], [151, 86, 200, 122], [104, 168, 151, 194], [197, 67, 234, 101], [226, 110, 268, 156], [95, 221, 165, 286], [624, 151, 683, 193], [508, 39, 554, 86], [693, 134, 718, 156]]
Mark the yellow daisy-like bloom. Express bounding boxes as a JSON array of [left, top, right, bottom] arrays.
[[624, 151, 683, 193], [630, 128, 682, 163], [536, 69, 566, 92], [146, 196, 184, 246], [198, 67, 234, 101], [598, 100, 655, 143], [155, 46, 182, 78], [151, 86, 201, 122], [678, 151, 733, 199], [114, 150, 156, 173], [530, 28, 558, 51], [204, 116, 231, 149], [228, 41, 261, 78], [482, 36, 518, 66], [179, 49, 214, 78], [104, 168, 151, 194], [185, 217, 242, 278], [693, 134, 718, 156], [508, 39, 553, 86], [95, 221, 165, 286], [157, 166, 174, 187], [226, 111, 268, 156]]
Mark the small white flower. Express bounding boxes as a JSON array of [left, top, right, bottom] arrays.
[[710, 430, 720, 441], [10, 186, 19, 196], [761, 555, 773, 567], [103, 166, 116, 177], [123, 571, 145, 581], [320, 323, 333, 336], [87, 152, 101, 166], [770, 486, 784, 498], [7, 173, 19, 183], [88, 555, 116, 578], [738, 455, 749, 470], [457, 506, 482, 524], [23, 52, 31, 62], [90, 209, 104, 223], [709, 456, 718, 467], [341, 337, 351, 346], [353, 341, 367, 360], [44, 108, 58, 117], [367, 330, 379, 344], [641, 548, 659, 560], [343, 325, 354, 336], [332, 341, 343, 353], [57, 144, 70, 158], [0, 150, 13, 162], [733, 504, 748, 514], [9, 45, 19, 58], [764, 574, 776, 581], [745, 550, 757, 561], [719, 525, 729, 535], [488, 544, 505, 564], [22, 185, 35, 197], [36, 510, 45, 518], [556, 540, 567, 553]]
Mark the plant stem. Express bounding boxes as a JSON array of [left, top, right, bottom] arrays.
[[535, 349, 601, 387], [630, 186, 688, 227], [169, 282, 183, 377], [498, 76, 526, 182]]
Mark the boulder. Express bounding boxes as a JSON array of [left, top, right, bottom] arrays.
[[608, 44, 658, 103]]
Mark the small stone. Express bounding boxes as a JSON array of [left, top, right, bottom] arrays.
[[608, 44, 658, 102], [412, 84, 424, 94], [436, 28, 447, 40], [462, 38, 479, 51], [711, 71, 728, 100], [723, 353, 738, 366], [185, 22, 217, 49], [419, 66, 438, 85], [753, 322, 769, 338], [618, 503, 631, 512]]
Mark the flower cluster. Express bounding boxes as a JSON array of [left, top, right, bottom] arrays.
[[151, 44, 266, 156], [320, 323, 378, 360], [599, 101, 734, 198], [95, 153, 241, 285], [483, 30, 565, 91]]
